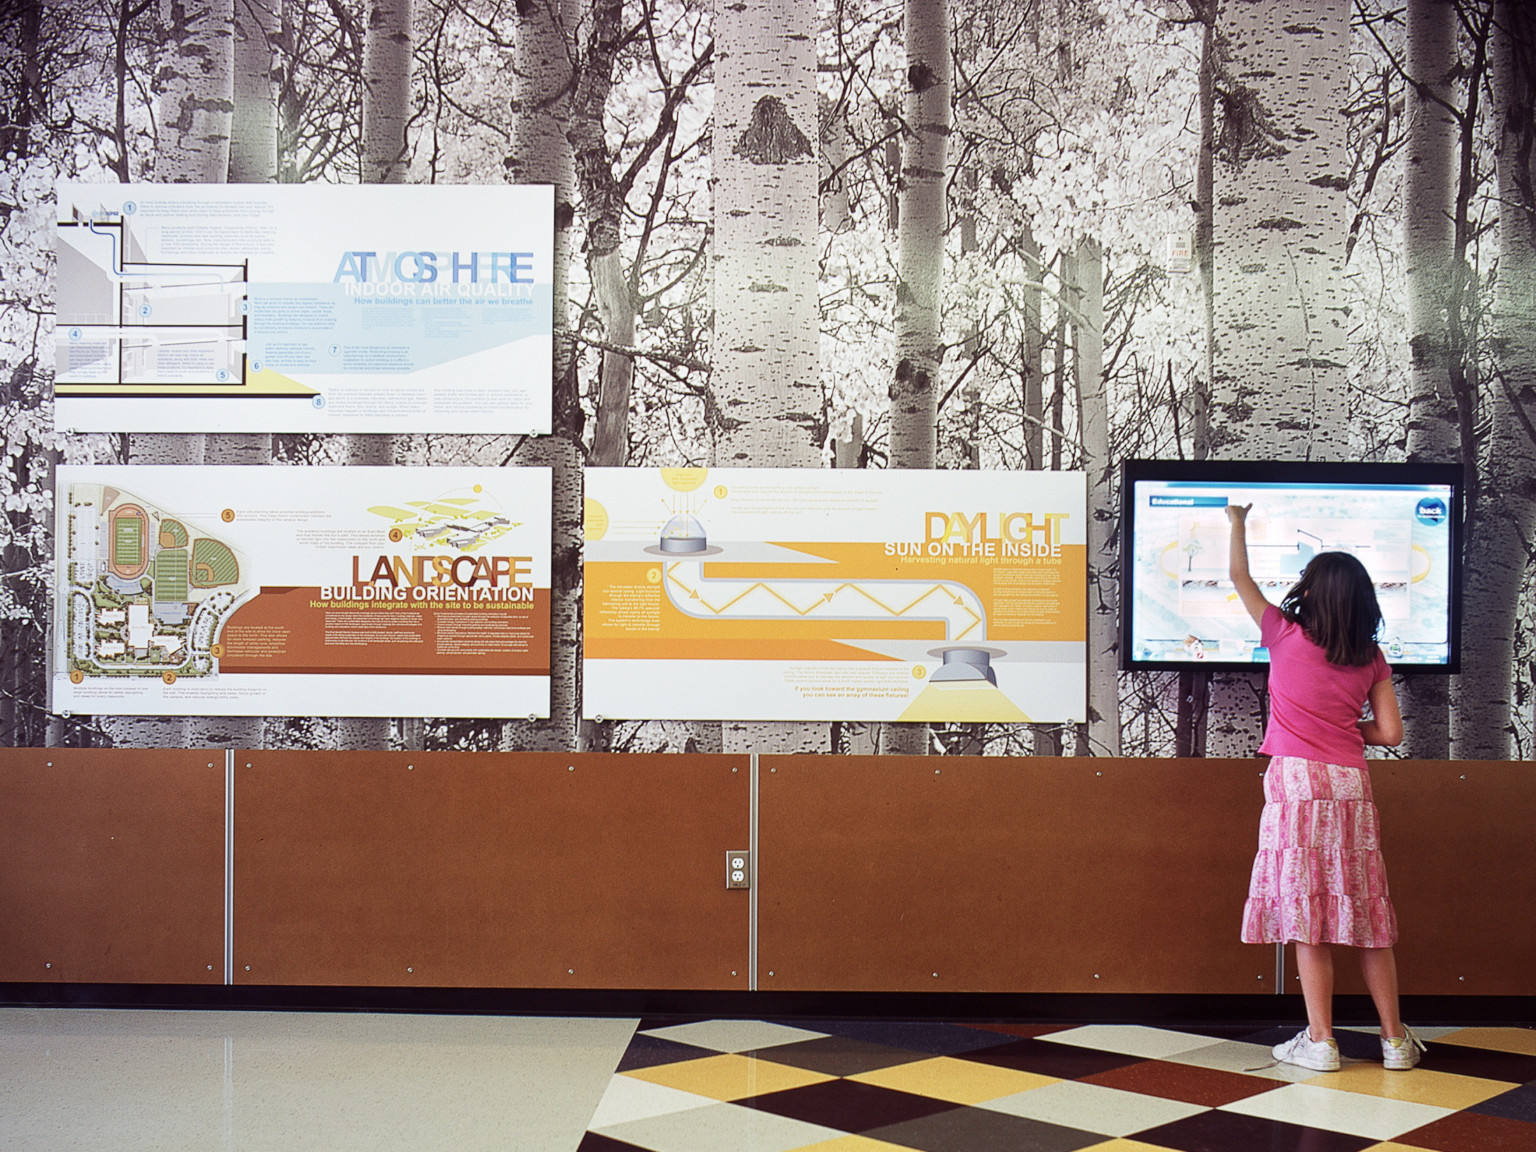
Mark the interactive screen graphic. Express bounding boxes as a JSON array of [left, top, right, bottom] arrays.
[[54, 182, 553, 434], [1121, 461, 1461, 671], [53, 466, 551, 717], [584, 467, 1086, 723]]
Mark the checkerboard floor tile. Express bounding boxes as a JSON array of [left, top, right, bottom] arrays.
[[581, 1024, 1536, 1152]]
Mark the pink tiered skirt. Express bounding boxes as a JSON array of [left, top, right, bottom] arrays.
[[1241, 756, 1398, 948]]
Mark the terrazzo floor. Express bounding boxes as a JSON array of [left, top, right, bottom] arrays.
[[581, 1019, 1536, 1152], [2, 1009, 1532, 1150]]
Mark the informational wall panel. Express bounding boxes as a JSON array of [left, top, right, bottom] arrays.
[[53, 466, 551, 717], [0, 749, 224, 984], [232, 752, 750, 988], [55, 183, 552, 433], [584, 467, 1086, 722]]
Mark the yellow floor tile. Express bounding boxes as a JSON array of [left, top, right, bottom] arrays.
[[847, 1055, 1058, 1104], [1306, 1063, 1515, 1109], [1431, 1027, 1536, 1056], [786, 1137, 916, 1152], [1359, 1144, 1434, 1152], [1080, 1141, 1187, 1152], [622, 1054, 833, 1101]]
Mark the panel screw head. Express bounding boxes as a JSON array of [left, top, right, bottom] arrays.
[[207, 965, 213, 971], [406, 967, 413, 973], [568, 968, 575, 975], [731, 970, 737, 977], [245, 966, 251, 972], [768, 971, 775, 976]]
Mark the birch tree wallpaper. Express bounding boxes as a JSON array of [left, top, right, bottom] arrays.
[[1, 0, 1533, 761]]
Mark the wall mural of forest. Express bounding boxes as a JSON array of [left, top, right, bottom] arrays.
[[0, 0, 1532, 760]]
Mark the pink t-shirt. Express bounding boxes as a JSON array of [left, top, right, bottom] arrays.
[[1258, 603, 1391, 770]]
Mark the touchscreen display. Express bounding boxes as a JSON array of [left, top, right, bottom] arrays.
[[1122, 466, 1458, 670]]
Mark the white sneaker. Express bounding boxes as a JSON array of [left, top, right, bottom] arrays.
[[1273, 1028, 1341, 1071], [1382, 1027, 1426, 1070]]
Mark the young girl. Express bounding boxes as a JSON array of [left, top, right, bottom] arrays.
[[1226, 503, 1424, 1072]]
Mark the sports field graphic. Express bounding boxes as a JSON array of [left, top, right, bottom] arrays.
[[583, 468, 1087, 723], [61, 483, 251, 684]]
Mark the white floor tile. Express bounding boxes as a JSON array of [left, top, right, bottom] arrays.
[[1161, 1039, 1331, 1082], [595, 1100, 844, 1152], [1036, 1025, 1228, 1060], [1219, 1081, 1456, 1140], [638, 1020, 829, 1054], [978, 1078, 1208, 1136], [587, 1074, 717, 1128]]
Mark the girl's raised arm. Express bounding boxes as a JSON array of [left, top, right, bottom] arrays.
[[1225, 503, 1270, 626]]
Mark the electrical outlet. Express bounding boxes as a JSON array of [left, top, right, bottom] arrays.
[[726, 850, 751, 889]]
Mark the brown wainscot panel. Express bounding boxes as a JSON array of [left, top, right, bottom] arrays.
[[1299, 760, 1535, 998], [0, 748, 225, 984], [759, 755, 1271, 994], [233, 751, 749, 988]]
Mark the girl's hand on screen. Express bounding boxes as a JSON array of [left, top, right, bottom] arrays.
[[1225, 502, 1252, 525]]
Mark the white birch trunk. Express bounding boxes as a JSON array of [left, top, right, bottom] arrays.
[[1076, 237, 1119, 756], [229, 0, 278, 183], [1452, 1, 1536, 759], [362, 0, 412, 184], [503, 0, 581, 752], [888, 0, 950, 471], [1205, 0, 1350, 756], [713, 0, 824, 755], [350, 0, 415, 749], [1399, 0, 1460, 757], [877, 0, 950, 758], [570, 0, 634, 468], [712, 0, 819, 467], [155, 0, 234, 182]]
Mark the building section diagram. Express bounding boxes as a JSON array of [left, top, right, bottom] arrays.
[[54, 183, 555, 434], [61, 483, 249, 683], [54, 207, 277, 397], [583, 467, 1086, 724]]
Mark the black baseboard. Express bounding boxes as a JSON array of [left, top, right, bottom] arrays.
[[2, 984, 1531, 1027]]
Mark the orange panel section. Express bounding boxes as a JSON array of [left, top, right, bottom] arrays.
[[232, 751, 749, 988], [758, 755, 1272, 994], [1302, 760, 1535, 997], [0, 748, 225, 984]]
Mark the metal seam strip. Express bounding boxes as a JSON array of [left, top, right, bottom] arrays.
[[749, 752, 759, 993], [225, 749, 234, 986], [1275, 942, 1285, 994]]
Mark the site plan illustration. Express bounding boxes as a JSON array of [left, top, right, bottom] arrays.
[[60, 483, 250, 684]]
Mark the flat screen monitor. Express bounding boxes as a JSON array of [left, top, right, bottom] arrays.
[[1120, 460, 1462, 672]]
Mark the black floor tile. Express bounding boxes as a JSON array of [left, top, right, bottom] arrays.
[[784, 1018, 1015, 1056], [742, 1077, 959, 1132], [614, 1033, 718, 1073], [956, 1036, 1146, 1079], [1417, 1043, 1536, 1085], [749, 1034, 930, 1077], [576, 1133, 649, 1152], [866, 1107, 1104, 1152], [1135, 1108, 1377, 1152], [1470, 1080, 1536, 1124]]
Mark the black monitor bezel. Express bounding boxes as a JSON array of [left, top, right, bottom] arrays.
[[1118, 459, 1463, 674]]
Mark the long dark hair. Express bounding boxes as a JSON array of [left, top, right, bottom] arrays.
[[1280, 551, 1383, 666]]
